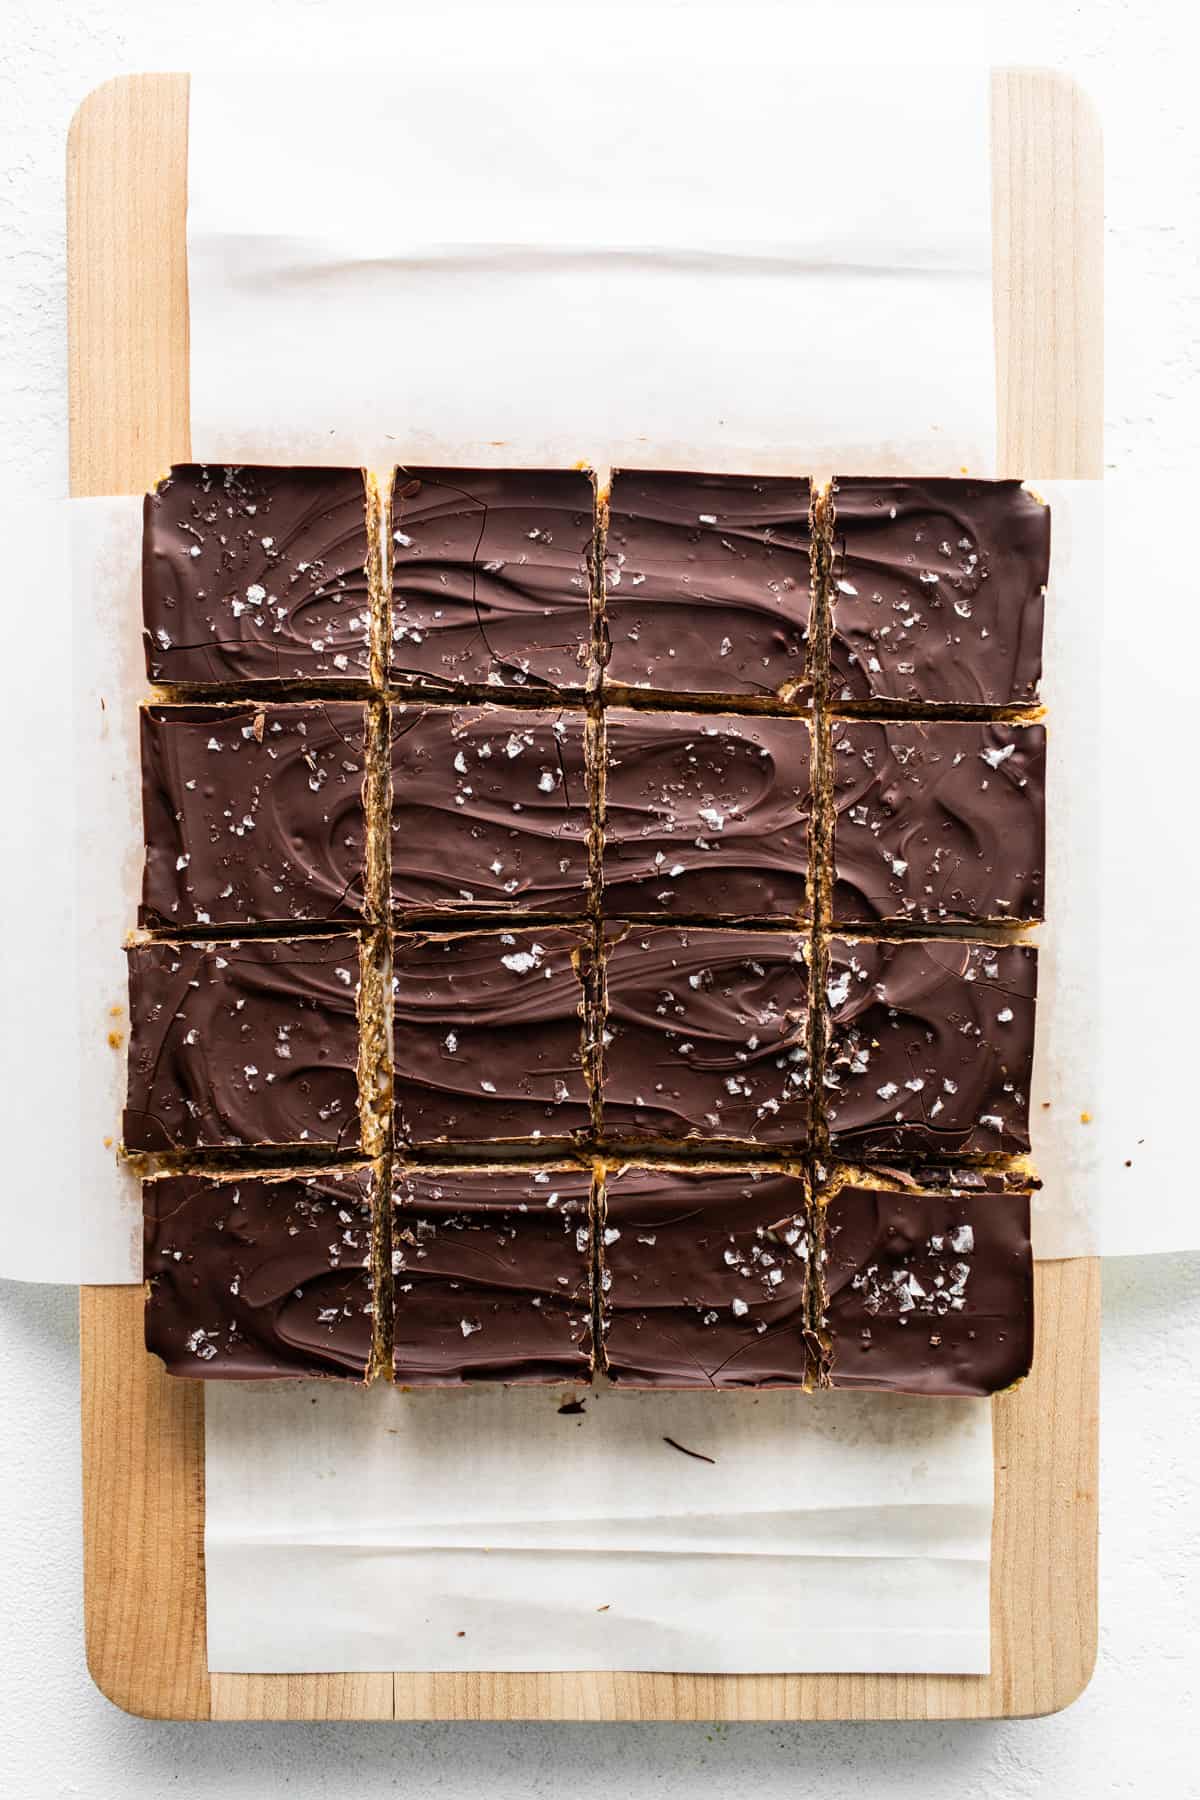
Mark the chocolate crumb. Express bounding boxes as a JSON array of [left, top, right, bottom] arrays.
[[663, 1436, 716, 1465]]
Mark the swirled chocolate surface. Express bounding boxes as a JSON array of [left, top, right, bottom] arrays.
[[830, 719, 1045, 925], [600, 925, 812, 1147], [603, 471, 812, 698], [143, 465, 372, 685], [144, 1168, 375, 1379], [140, 703, 368, 929], [820, 1184, 1033, 1395], [124, 935, 363, 1152], [601, 1165, 813, 1387], [389, 468, 595, 691], [602, 710, 813, 919], [828, 478, 1049, 705], [392, 1165, 593, 1383], [390, 703, 592, 917], [392, 926, 592, 1147], [824, 937, 1037, 1156]]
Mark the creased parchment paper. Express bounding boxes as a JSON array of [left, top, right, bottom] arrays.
[[204, 1379, 993, 1674], [187, 60, 996, 475]]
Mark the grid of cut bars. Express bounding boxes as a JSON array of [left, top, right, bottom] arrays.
[[130, 465, 1045, 1395]]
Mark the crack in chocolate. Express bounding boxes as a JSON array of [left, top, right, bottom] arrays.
[[388, 469, 596, 693]]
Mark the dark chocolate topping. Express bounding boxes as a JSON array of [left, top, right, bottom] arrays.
[[824, 937, 1037, 1156], [130, 464, 1052, 1394], [600, 925, 812, 1147], [602, 710, 813, 919], [392, 926, 592, 1146], [821, 1185, 1033, 1395], [144, 1169, 374, 1379], [390, 703, 591, 917], [124, 935, 363, 1152], [601, 1165, 812, 1388], [143, 465, 372, 685], [392, 1166, 592, 1383], [140, 703, 368, 929], [389, 468, 594, 691], [828, 478, 1049, 706], [830, 719, 1045, 925], [603, 471, 812, 698]]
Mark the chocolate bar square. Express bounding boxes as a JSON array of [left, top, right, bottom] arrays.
[[139, 702, 368, 929], [600, 925, 813, 1147], [392, 925, 592, 1147], [390, 703, 592, 918], [600, 1165, 813, 1388], [603, 471, 812, 699], [602, 710, 814, 920], [823, 937, 1037, 1156], [391, 1165, 593, 1384], [819, 1180, 1033, 1395], [124, 934, 363, 1152], [144, 1168, 375, 1379], [143, 465, 373, 685], [830, 719, 1045, 925], [389, 468, 595, 692], [827, 478, 1049, 706]]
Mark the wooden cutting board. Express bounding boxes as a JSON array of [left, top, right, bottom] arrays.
[[69, 68, 1102, 1721]]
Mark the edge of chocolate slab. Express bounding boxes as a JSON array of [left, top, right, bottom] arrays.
[[827, 718, 1046, 928], [123, 932, 365, 1155], [813, 1174, 1034, 1397], [138, 700, 371, 929], [821, 935, 1037, 1158], [143, 465, 376, 687], [390, 1162, 594, 1385], [143, 1163, 379, 1380], [597, 1161, 815, 1389], [825, 477, 1049, 709]]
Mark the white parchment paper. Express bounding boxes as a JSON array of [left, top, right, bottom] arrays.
[[205, 1380, 993, 1674], [187, 60, 995, 475], [0, 497, 141, 1282], [1031, 477, 1200, 1257]]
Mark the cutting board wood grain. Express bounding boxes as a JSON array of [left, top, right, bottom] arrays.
[[69, 67, 1102, 1722]]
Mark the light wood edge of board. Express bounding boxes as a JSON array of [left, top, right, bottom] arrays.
[[69, 66, 1101, 1722], [991, 66, 1104, 478]]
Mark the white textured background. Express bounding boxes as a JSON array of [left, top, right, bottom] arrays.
[[0, 1, 1196, 1793]]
